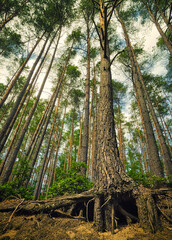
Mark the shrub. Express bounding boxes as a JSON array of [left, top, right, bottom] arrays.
[[47, 162, 93, 198]]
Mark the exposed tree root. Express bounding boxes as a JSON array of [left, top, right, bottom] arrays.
[[0, 187, 171, 233]]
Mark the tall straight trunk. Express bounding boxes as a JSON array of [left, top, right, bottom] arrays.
[[25, 93, 56, 188], [25, 98, 51, 162], [117, 9, 164, 177], [155, 101, 172, 142], [0, 79, 37, 175], [161, 115, 172, 142], [76, 113, 83, 163], [67, 113, 74, 171], [0, 33, 49, 153], [117, 98, 124, 167], [137, 125, 149, 173], [0, 61, 45, 154], [32, 43, 73, 197], [0, 32, 45, 108], [80, 22, 90, 175], [52, 105, 66, 185], [146, 6, 172, 55], [34, 94, 62, 200], [0, 31, 60, 185], [87, 86, 94, 177], [91, 60, 97, 182], [159, 114, 172, 156], [136, 137, 144, 174], [95, 0, 126, 190], [130, 36, 172, 177]]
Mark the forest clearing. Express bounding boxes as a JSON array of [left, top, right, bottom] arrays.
[[0, 0, 172, 239]]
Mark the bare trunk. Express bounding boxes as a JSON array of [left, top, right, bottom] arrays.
[[130, 41, 172, 177], [52, 105, 66, 185], [0, 31, 60, 185], [0, 32, 49, 153], [87, 86, 93, 177], [76, 113, 83, 163], [0, 79, 37, 175], [67, 114, 74, 171], [117, 9, 164, 177], [80, 21, 90, 175], [33, 96, 61, 200], [91, 61, 98, 183]]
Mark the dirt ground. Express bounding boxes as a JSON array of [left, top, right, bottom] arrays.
[[0, 210, 171, 240], [0, 190, 172, 240]]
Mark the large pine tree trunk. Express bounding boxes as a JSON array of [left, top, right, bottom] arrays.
[[91, 0, 160, 233]]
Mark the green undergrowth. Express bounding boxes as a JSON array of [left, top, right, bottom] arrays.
[[47, 162, 93, 198]]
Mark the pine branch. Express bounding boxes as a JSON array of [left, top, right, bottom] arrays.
[[110, 49, 125, 66]]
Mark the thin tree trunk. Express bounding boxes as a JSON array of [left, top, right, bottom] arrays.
[[137, 126, 149, 173], [0, 32, 45, 108], [162, 115, 172, 142], [28, 43, 73, 188], [34, 94, 62, 200], [80, 21, 90, 175], [147, 6, 172, 55], [130, 37, 172, 177], [0, 32, 49, 153], [68, 113, 74, 171], [117, 98, 124, 167], [155, 1, 172, 35], [0, 78, 37, 175], [91, 60, 97, 182], [0, 31, 59, 185], [87, 86, 93, 177], [51, 105, 66, 185], [117, 9, 164, 177], [77, 113, 83, 163]]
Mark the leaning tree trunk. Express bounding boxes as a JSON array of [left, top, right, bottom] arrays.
[[91, 0, 161, 233], [146, 5, 172, 55], [0, 32, 45, 108], [0, 32, 49, 153], [155, 2, 172, 35], [116, 9, 164, 178]]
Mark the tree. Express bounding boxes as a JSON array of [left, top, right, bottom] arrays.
[[79, 0, 93, 175], [89, 0, 160, 232]]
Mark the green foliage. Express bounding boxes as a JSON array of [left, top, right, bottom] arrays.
[[0, 27, 23, 57], [126, 160, 169, 188], [0, 155, 34, 201], [0, 182, 33, 202], [48, 162, 93, 198]]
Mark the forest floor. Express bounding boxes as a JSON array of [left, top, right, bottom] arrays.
[[0, 189, 172, 240]]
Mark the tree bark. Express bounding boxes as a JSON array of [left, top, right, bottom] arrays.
[[52, 105, 66, 185], [117, 9, 164, 178], [0, 32, 49, 153], [80, 21, 91, 175], [0, 31, 59, 185]]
